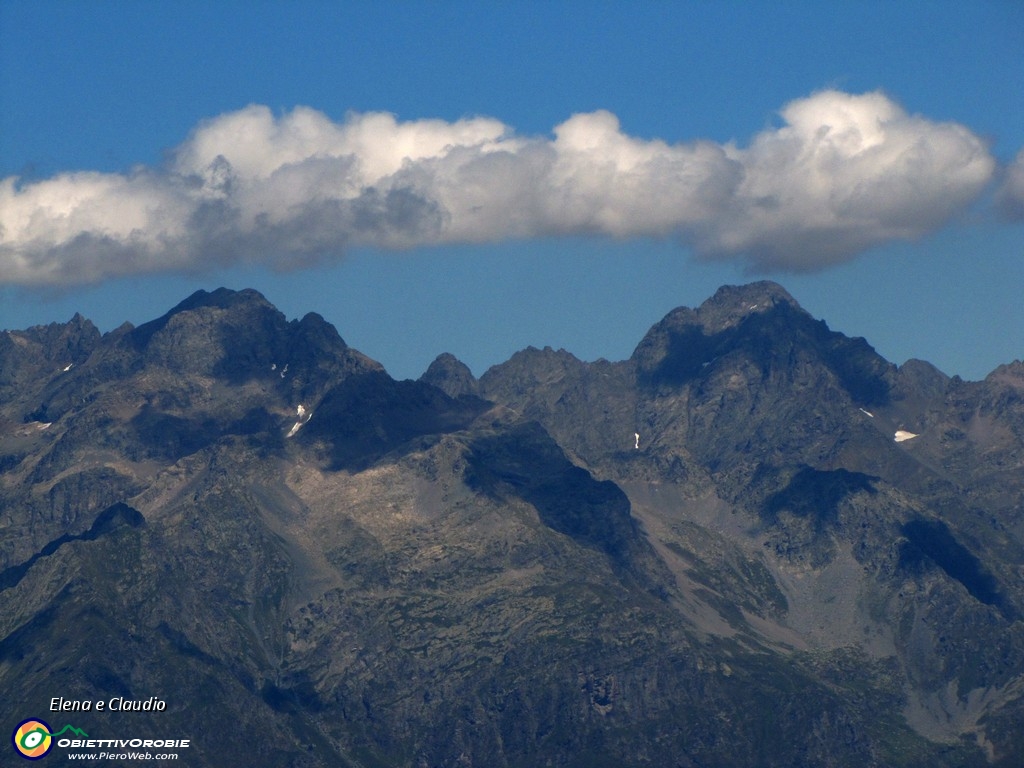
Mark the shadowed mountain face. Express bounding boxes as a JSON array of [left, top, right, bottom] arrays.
[[2, 283, 1023, 768], [633, 283, 892, 406]]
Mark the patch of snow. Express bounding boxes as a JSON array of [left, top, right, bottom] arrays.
[[62, 363, 73, 372], [14, 421, 52, 436], [286, 404, 313, 437], [894, 430, 918, 443], [634, 432, 640, 450], [280, 363, 289, 378], [271, 363, 277, 371], [859, 408, 874, 418]]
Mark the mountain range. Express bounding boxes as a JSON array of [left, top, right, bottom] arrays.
[[2, 281, 1022, 767]]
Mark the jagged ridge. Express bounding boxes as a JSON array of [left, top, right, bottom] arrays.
[[0, 283, 1022, 767]]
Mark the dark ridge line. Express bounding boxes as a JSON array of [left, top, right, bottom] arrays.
[[0, 502, 145, 592]]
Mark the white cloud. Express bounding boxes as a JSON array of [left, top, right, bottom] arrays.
[[0, 90, 1000, 285], [693, 91, 996, 269]]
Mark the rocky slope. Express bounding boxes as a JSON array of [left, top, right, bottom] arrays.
[[1, 283, 1022, 767]]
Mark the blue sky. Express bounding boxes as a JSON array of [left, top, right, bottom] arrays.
[[2, 1, 1022, 381]]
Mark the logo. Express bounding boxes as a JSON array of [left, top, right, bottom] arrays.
[[12, 719, 88, 760], [12, 718, 53, 760]]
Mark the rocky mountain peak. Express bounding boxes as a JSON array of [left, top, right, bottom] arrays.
[[1, 312, 102, 361], [481, 346, 581, 380], [695, 280, 800, 333], [478, 346, 588, 408], [120, 287, 353, 385], [630, 282, 802, 377], [169, 286, 275, 314], [419, 352, 479, 397], [293, 311, 346, 347], [631, 281, 892, 405], [0, 313, 102, 397], [894, 358, 950, 398], [287, 311, 356, 369], [986, 360, 1024, 389], [137, 287, 278, 334]]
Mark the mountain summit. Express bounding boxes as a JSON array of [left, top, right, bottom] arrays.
[[632, 280, 892, 402], [2, 283, 1022, 767]]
